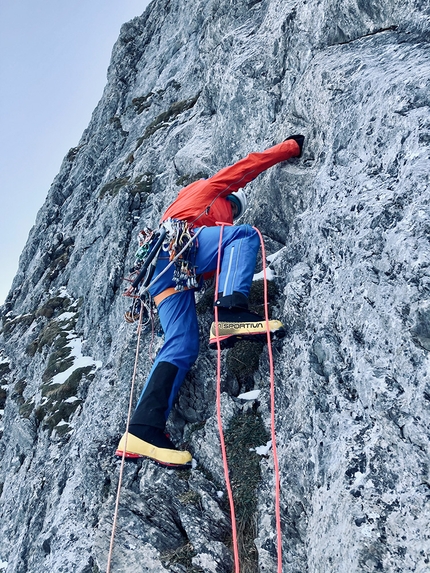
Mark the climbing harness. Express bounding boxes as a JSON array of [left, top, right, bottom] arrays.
[[213, 224, 283, 573]]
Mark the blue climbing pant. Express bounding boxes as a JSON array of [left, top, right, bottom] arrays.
[[129, 224, 260, 430]]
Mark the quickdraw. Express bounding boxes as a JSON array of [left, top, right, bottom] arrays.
[[135, 228, 156, 266], [163, 219, 199, 291], [123, 226, 166, 324]]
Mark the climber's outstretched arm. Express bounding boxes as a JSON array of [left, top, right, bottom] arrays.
[[205, 138, 302, 198]]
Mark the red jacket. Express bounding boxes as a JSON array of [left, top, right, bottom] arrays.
[[162, 139, 300, 228]]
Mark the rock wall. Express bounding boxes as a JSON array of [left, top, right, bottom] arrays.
[[0, 0, 429, 572]]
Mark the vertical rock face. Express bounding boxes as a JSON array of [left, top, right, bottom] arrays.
[[0, 0, 429, 571]]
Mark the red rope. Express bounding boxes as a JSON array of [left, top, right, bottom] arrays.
[[214, 224, 282, 572], [253, 226, 283, 573], [214, 224, 241, 573]]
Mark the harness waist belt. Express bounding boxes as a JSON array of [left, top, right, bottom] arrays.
[[153, 287, 192, 306]]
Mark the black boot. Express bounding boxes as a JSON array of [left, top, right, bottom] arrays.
[[129, 361, 178, 431], [214, 291, 263, 323], [210, 292, 285, 348]]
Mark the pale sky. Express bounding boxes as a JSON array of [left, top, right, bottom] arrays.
[[0, 0, 152, 306]]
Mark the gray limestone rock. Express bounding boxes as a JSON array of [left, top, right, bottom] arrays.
[[1, 0, 429, 571]]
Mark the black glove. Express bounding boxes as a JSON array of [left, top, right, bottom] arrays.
[[286, 134, 305, 157]]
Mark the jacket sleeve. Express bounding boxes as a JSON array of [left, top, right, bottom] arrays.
[[203, 139, 300, 198], [162, 139, 301, 224]]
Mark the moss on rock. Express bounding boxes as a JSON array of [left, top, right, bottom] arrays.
[[38, 366, 93, 433], [224, 411, 269, 571], [175, 171, 208, 188], [132, 92, 154, 114], [99, 177, 131, 200], [2, 314, 35, 337], [141, 94, 200, 141], [0, 386, 7, 409], [42, 400, 82, 432], [226, 340, 264, 391], [0, 361, 10, 379], [177, 489, 202, 507], [160, 541, 200, 572], [247, 279, 279, 316], [36, 296, 72, 319], [42, 348, 74, 384], [19, 399, 35, 419], [131, 173, 153, 195]]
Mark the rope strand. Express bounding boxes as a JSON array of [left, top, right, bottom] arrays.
[[106, 304, 144, 573], [214, 224, 241, 573], [214, 225, 283, 573], [253, 226, 283, 573]]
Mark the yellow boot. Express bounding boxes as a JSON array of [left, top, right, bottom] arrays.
[[115, 432, 192, 469], [210, 296, 285, 348], [209, 317, 285, 348]]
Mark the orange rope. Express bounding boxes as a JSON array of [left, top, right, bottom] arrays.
[[214, 224, 283, 573], [253, 226, 283, 573], [106, 304, 144, 573], [214, 224, 241, 573]]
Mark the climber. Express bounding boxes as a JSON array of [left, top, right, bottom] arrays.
[[116, 135, 305, 468]]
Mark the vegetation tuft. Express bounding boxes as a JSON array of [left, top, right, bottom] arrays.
[[140, 94, 200, 141], [12, 378, 27, 402], [99, 177, 131, 200], [132, 92, 154, 114], [247, 279, 278, 316], [37, 365, 93, 433], [175, 171, 208, 188], [21, 293, 93, 433], [36, 296, 72, 319], [177, 489, 202, 507], [226, 340, 264, 392], [98, 174, 154, 200], [2, 314, 35, 337], [224, 411, 270, 573], [160, 541, 203, 572], [36, 366, 93, 433], [41, 344, 74, 383], [131, 173, 153, 195], [27, 303, 77, 358], [0, 361, 11, 380], [19, 399, 35, 419], [0, 386, 6, 409]]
